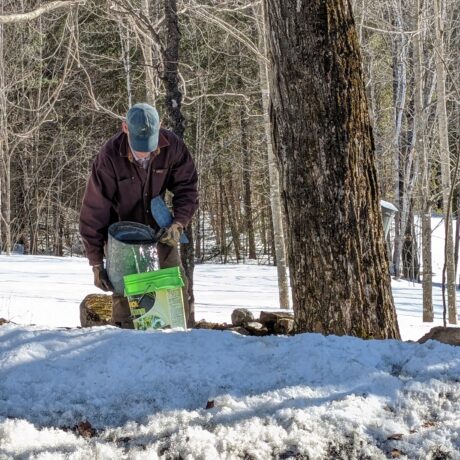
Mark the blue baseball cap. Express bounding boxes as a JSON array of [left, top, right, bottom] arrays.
[[126, 103, 160, 153]]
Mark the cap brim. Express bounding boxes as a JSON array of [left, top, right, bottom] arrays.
[[129, 134, 159, 153]]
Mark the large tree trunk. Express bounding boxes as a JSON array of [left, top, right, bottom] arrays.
[[434, 0, 457, 324], [264, 0, 400, 338]]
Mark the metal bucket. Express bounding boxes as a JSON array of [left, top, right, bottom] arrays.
[[106, 221, 159, 295]]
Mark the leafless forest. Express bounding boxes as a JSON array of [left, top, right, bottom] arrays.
[[0, 0, 459, 321]]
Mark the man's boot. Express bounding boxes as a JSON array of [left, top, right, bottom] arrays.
[[111, 294, 134, 329]]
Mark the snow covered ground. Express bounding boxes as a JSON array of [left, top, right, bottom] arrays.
[[0, 255, 454, 341], [0, 217, 459, 459]]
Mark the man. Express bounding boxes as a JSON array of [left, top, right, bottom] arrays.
[[79, 103, 198, 328]]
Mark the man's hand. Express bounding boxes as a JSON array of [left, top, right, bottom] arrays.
[[160, 222, 183, 247], [92, 264, 114, 292]]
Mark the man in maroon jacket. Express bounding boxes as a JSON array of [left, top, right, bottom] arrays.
[[80, 103, 198, 328]]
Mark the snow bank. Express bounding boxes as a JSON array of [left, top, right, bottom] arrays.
[[1, 324, 459, 459]]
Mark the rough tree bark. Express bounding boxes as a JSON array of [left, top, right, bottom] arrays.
[[264, 0, 400, 338], [162, 0, 194, 325]]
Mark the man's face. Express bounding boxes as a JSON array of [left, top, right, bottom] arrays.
[[122, 121, 152, 159]]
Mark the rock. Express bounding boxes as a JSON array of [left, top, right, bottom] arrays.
[[231, 308, 254, 326], [194, 320, 216, 329], [418, 326, 460, 346], [205, 400, 215, 409], [259, 311, 294, 333], [245, 321, 269, 336], [74, 420, 96, 438], [275, 318, 295, 335], [194, 320, 230, 331]]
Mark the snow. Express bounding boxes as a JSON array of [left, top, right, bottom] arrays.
[[0, 216, 459, 459]]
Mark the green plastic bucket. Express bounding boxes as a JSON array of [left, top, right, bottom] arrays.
[[123, 267, 186, 331]]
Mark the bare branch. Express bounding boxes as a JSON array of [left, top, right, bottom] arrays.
[[0, 0, 85, 24]]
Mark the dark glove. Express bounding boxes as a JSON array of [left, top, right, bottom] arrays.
[[92, 264, 114, 292], [159, 222, 183, 247]]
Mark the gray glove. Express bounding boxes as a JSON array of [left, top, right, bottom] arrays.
[[92, 264, 114, 292]]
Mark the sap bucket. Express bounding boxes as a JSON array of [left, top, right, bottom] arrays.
[[106, 221, 159, 295], [123, 266, 186, 331]]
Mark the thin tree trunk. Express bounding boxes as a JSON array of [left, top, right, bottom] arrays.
[[254, 2, 289, 308], [434, 0, 457, 324], [218, 179, 226, 262], [195, 206, 201, 261], [141, 0, 156, 105], [391, 0, 408, 279], [223, 183, 241, 262], [401, 80, 419, 281], [264, 0, 400, 338], [414, 0, 433, 322], [163, 0, 194, 325], [0, 17, 5, 254], [0, 10, 11, 254], [241, 104, 256, 259], [261, 205, 267, 256], [116, 16, 132, 107], [455, 183, 460, 282], [402, 207, 419, 281]]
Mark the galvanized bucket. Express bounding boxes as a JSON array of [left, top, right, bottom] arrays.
[[106, 221, 159, 295]]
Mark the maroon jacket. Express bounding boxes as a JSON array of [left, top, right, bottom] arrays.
[[79, 129, 198, 266]]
